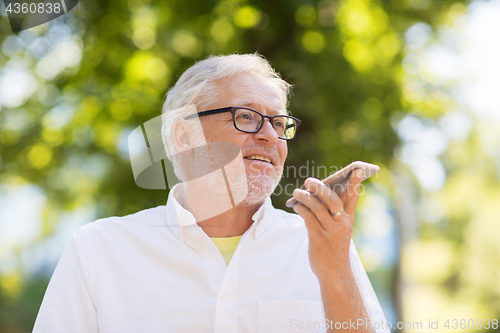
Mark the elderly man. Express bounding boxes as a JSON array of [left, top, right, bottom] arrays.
[[33, 54, 388, 333]]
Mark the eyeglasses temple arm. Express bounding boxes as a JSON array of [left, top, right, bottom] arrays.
[[184, 107, 233, 120]]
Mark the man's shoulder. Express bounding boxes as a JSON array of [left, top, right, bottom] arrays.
[[78, 205, 166, 236]]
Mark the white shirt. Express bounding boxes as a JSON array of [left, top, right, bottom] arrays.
[[33, 185, 389, 333]]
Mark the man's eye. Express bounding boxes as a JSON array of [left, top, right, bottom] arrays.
[[274, 120, 284, 128], [237, 112, 253, 120]]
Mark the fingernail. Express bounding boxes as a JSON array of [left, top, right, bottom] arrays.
[[355, 169, 363, 178]]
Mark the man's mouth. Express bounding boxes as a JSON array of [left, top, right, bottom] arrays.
[[244, 155, 273, 164]]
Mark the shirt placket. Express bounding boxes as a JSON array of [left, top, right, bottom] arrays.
[[212, 231, 247, 333], [182, 225, 237, 332]]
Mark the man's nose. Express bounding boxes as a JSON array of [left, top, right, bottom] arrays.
[[254, 119, 279, 143]]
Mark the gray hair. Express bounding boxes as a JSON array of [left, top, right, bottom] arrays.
[[161, 53, 291, 169]]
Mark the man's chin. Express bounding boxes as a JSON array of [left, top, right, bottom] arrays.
[[241, 174, 279, 206]]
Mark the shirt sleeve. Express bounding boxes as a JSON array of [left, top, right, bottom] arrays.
[[32, 227, 98, 333], [349, 239, 390, 333]]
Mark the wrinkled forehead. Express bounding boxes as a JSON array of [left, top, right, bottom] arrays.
[[212, 74, 287, 115]]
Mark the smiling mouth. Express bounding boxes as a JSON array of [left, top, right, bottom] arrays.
[[244, 155, 272, 164]]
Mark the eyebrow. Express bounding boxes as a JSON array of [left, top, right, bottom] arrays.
[[237, 102, 287, 115]]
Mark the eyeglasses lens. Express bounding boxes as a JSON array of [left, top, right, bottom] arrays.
[[234, 108, 297, 139]]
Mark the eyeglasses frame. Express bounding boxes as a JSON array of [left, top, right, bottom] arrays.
[[184, 106, 301, 140]]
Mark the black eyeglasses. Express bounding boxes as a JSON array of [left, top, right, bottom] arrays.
[[184, 106, 301, 140]]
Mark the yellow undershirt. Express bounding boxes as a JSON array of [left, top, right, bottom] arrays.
[[210, 235, 242, 266]]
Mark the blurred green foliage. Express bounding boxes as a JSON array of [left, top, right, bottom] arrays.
[[2, 0, 487, 331], [0, 0, 465, 217]]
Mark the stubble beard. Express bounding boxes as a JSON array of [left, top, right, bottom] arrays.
[[240, 164, 283, 206]]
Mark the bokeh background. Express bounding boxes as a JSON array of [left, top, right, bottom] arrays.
[[1, 0, 500, 331]]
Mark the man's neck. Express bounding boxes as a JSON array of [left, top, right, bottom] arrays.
[[179, 183, 264, 237]]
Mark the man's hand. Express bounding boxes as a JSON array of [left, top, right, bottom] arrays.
[[291, 169, 363, 282], [292, 169, 376, 333]]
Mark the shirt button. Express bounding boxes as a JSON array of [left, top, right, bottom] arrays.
[[199, 240, 206, 247], [257, 226, 262, 233], [221, 294, 227, 302], [177, 231, 181, 237]]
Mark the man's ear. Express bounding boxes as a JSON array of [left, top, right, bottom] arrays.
[[173, 119, 194, 154]]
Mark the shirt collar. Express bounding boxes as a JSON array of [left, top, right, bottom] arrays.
[[251, 196, 274, 239], [165, 184, 196, 242], [165, 183, 275, 241]]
